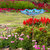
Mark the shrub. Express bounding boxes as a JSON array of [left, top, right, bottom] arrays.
[[0, 1, 35, 9], [34, 26, 48, 46], [0, 25, 49, 49]]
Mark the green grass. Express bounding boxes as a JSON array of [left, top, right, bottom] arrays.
[[0, 12, 50, 27], [0, 12, 31, 27], [34, 13, 50, 19]]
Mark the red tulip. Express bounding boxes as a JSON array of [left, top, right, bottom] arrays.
[[36, 19, 39, 22], [23, 20, 26, 25], [26, 20, 29, 24]]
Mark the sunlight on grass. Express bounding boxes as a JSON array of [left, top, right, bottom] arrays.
[[0, 12, 50, 27]]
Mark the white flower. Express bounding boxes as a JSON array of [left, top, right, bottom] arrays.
[[32, 40, 36, 42]]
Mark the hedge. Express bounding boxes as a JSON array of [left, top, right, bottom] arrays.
[[39, 0, 50, 3], [0, 1, 35, 9]]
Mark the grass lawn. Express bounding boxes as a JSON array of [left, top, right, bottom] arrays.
[[0, 12, 50, 27], [0, 12, 31, 27]]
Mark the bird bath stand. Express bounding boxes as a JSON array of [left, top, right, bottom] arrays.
[[32, 16, 34, 39]]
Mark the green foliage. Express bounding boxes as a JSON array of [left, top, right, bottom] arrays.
[[0, 39, 3, 48], [0, 24, 49, 49], [34, 26, 48, 46], [0, 39, 9, 48], [15, 26, 33, 36], [15, 24, 49, 46], [0, 1, 35, 9], [39, 0, 49, 3]]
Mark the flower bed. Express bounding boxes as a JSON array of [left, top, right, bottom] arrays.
[[32, 2, 50, 9], [32, 2, 50, 12], [23, 17, 50, 26], [0, 8, 18, 12], [0, 17, 50, 50]]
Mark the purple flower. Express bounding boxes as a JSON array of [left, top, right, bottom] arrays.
[[11, 41, 14, 43]]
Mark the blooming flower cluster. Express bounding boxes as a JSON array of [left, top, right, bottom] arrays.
[[0, 32, 30, 47], [23, 17, 50, 25], [0, 8, 18, 12], [0, 31, 31, 49], [32, 2, 50, 9], [32, 41, 49, 50]]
